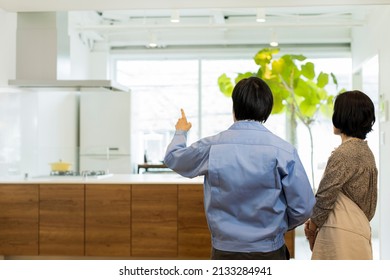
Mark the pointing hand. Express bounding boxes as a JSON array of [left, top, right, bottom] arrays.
[[175, 109, 192, 131]]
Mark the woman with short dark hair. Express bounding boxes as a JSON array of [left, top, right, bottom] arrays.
[[305, 90, 377, 260], [164, 76, 315, 260], [332, 90, 375, 139]]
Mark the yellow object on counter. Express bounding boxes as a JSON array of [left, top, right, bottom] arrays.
[[49, 160, 72, 172]]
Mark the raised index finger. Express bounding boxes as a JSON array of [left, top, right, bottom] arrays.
[[180, 108, 187, 119]]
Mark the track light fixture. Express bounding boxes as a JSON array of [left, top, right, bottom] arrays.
[[148, 33, 158, 48], [256, 8, 266, 23], [270, 30, 279, 47], [170, 10, 180, 23]]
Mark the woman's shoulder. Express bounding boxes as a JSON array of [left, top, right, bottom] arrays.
[[334, 138, 364, 153], [332, 139, 376, 166]]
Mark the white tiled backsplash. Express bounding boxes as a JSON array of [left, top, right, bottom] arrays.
[[0, 88, 79, 178]]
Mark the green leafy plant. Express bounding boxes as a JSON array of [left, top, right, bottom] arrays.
[[218, 48, 342, 192]]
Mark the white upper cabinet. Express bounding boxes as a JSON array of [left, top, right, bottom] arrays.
[[80, 90, 131, 156]]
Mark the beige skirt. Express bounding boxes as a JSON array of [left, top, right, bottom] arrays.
[[312, 192, 373, 260]]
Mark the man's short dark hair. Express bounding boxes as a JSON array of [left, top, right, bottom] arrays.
[[232, 77, 273, 122], [332, 90, 375, 139]]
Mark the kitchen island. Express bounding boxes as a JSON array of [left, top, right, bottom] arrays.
[[0, 174, 294, 259]]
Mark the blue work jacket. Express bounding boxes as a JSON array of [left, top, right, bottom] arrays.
[[164, 120, 315, 253]]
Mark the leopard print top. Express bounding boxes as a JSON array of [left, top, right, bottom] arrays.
[[311, 138, 378, 228]]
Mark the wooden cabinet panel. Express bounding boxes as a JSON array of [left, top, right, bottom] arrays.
[[85, 184, 131, 256], [178, 184, 211, 259], [39, 184, 84, 256], [131, 184, 177, 257], [0, 183, 295, 258], [0, 184, 39, 255]]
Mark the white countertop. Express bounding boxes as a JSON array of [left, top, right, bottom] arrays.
[[0, 173, 204, 185]]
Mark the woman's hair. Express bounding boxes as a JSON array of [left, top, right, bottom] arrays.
[[332, 90, 375, 139], [232, 77, 273, 122]]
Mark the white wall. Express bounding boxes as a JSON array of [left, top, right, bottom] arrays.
[[36, 90, 79, 175], [68, 12, 109, 80], [0, 11, 16, 86], [352, 5, 390, 259], [0, 88, 79, 177]]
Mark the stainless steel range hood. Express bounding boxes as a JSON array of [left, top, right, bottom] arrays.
[[9, 12, 128, 92], [8, 79, 129, 91]]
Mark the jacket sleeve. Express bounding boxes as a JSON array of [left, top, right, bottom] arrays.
[[164, 130, 210, 178], [282, 149, 316, 230]]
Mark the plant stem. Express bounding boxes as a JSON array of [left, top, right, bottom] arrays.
[[286, 104, 298, 147], [306, 123, 316, 193]]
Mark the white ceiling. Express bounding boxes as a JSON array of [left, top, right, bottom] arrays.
[[72, 6, 365, 50], [2, 0, 390, 52], [1, 0, 390, 11]]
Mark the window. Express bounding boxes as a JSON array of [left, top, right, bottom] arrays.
[[116, 60, 199, 166], [200, 59, 286, 138], [115, 56, 352, 181]]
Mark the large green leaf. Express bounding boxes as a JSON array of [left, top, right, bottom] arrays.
[[217, 74, 234, 97], [299, 99, 318, 118], [282, 54, 307, 62], [301, 62, 315, 80], [254, 48, 280, 66], [235, 72, 254, 84], [331, 72, 339, 87], [317, 72, 329, 88], [294, 78, 312, 98], [290, 54, 307, 61], [305, 80, 327, 100], [278, 57, 301, 85], [261, 64, 277, 81], [272, 59, 285, 75], [271, 94, 285, 114], [256, 68, 264, 78], [305, 93, 320, 106], [319, 95, 334, 118], [317, 87, 328, 100], [279, 87, 291, 100], [271, 83, 290, 100], [319, 103, 333, 118]]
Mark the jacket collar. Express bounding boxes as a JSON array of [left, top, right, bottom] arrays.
[[229, 120, 269, 132]]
